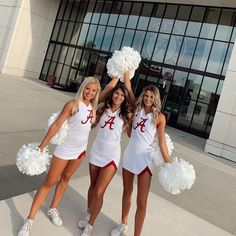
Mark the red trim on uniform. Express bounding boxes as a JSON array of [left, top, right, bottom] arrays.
[[102, 160, 117, 170], [77, 150, 86, 159], [138, 167, 152, 176]]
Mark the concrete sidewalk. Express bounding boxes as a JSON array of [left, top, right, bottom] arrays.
[[0, 74, 236, 235]]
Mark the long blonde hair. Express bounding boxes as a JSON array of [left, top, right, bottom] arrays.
[[135, 85, 161, 122], [72, 76, 101, 123]]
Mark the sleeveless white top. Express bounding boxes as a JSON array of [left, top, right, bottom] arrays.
[[54, 102, 93, 160], [89, 108, 124, 168], [122, 108, 157, 174]]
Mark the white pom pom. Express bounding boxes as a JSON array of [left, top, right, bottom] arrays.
[[149, 133, 174, 167], [16, 142, 52, 176], [47, 112, 69, 145], [158, 157, 196, 194], [106, 46, 141, 81]]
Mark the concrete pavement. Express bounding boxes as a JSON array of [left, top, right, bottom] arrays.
[[0, 73, 236, 235]]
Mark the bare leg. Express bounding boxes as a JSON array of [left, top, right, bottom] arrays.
[[121, 168, 134, 225], [50, 154, 85, 208], [27, 156, 68, 219], [87, 164, 100, 212], [88, 165, 116, 225], [134, 171, 151, 236]]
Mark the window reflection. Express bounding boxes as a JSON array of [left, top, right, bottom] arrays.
[[121, 29, 135, 48], [152, 34, 170, 62], [206, 41, 227, 74], [200, 8, 220, 39], [101, 26, 115, 51], [191, 39, 212, 71], [178, 37, 197, 67], [186, 6, 205, 37]]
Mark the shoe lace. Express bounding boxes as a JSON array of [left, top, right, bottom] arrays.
[[81, 212, 90, 221], [21, 220, 33, 231], [48, 208, 60, 218]]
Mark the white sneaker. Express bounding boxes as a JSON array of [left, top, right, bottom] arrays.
[[110, 223, 128, 236], [17, 219, 33, 236], [78, 212, 90, 229], [81, 223, 93, 236], [47, 208, 63, 226]]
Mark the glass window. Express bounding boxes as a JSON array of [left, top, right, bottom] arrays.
[[100, 1, 112, 25], [58, 46, 68, 64], [126, 3, 142, 29], [148, 4, 165, 32], [41, 60, 50, 79], [177, 100, 196, 127], [222, 43, 233, 75], [101, 26, 115, 51], [172, 5, 191, 35], [152, 34, 170, 63], [78, 23, 89, 46], [206, 41, 228, 74], [191, 102, 209, 134], [63, 1, 73, 21], [186, 6, 205, 37], [110, 28, 125, 52], [91, 1, 104, 24], [48, 61, 56, 75], [57, 21, 68, 42], [93, 25, 106, 49], [51, 20, 61, 41], [164, 35, 183, 65], [121, 29, 135, 48], [200, 8, 220, 39], [52, 45, 61, 61], [216, 80, 224, 95], [57, 0, 67, 20], [46, 43, 55, 60], [141, 32, 158, 59], [64, 21, 75, 43], [84, 2, 96, 23], [85, 24, 97, 47], [70, 1, 81, 22], [65, 47, 75, 65], [117, 2, 132, 27], [231, 27, 236, 43], [191, 39, 212, 71], [199, 76, 218, 104], [70, 23, 81, 45], [54, 63, 63, 78], [59, 65, 70, 85], [160, 4, 178, 33], [132, 31, 146, 52], [215, 9, 235, 41], [137, 3, 153, 30], [107, 2, 122, 26], [184, 74, 203, 101], [72, 48, 83, 67], [178, 37, 197, 68], [77, 1, 89, 23], [172, 70, 187, 88]]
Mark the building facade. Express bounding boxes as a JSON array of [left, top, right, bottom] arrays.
[[1, 0, 236, 161]]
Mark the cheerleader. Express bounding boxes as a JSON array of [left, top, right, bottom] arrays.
[[110, 72, 171, 236], [17, 76, 120, 236], [78, 83, 131, 236]]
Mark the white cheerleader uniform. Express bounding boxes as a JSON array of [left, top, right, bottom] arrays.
[[54, 102, 93, 160], [122, 108, 157, 175], [89, 108, 124, 169]]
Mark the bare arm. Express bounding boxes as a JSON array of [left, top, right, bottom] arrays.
[[157, 113, 172, 163], [98, 76, 119, 103], [38, 100, 74, 151], [123, 71, 136, 107]]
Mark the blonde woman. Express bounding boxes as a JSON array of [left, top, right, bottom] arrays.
[[17, 76, 119, 236], [111, 72, 171, 236]]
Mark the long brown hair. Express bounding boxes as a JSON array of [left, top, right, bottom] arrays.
[[93, 84, 131, 128]]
